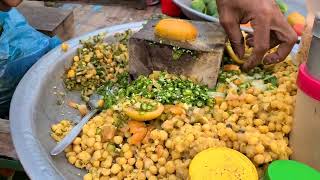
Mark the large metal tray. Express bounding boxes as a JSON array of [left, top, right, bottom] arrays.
[[10, 22, 144, 180]]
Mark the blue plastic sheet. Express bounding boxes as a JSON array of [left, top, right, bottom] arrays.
[[0, 8, 61, 115]]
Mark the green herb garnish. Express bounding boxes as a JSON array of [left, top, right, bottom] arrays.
[[264, 75, 279, 87], [172, 46, 197, 61], [97, 71, 215, 108]]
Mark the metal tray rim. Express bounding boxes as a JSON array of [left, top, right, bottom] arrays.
[[9, 21, 145, 180]]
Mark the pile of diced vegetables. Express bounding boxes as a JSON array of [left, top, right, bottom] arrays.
[[51, 30, 297, 180]]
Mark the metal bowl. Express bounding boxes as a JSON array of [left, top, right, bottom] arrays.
[[10, 22, 144, 180], [173, 0, 253, 33], [173, 0, 219, 22]]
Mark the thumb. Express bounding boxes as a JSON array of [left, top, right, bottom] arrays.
[[220, 17, 245, 58]]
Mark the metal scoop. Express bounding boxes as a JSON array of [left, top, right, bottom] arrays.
[[50, 93, 102, 156]]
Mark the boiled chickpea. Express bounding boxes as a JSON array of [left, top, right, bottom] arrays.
[[114, 136, 123, 145], [270, 141, 279, 153], [93, 142, 103, 150], [86, 147, 94, 154], [137, 172, 146, 180], [145, 171, 152, 178], [136, 160, 144, 169], [102, 150, 109, 159], [64, 145, 73, 153], [92, 160, 100, 167], [159, 130, 168, 141], [66, 151, 76, 158], [258, 126, 269, 134], [253, 119, 263, 126], [122, 144, 130, 152], [124, 151, 133, 159], [83, 173, 93, 180], [111, 164, 121, 174], [87, 128, 96, 137], [73, 145, 82, 153], [101, 158, 112, 168], [276, 124, 282, 132], [128, 158, 136, 166], [87, 137, 96, 147], [95, 135, 101, 142], [282, 125, 291, 134], [168, 175, 177, 180], [78, 151, 91, 162], [144, 158, 153, 169], [92, 150, 102, 161], [245, 94, 256, 104], [149, 176, 157, 180], [255, 144, 265, 154], [165, 161, 175, 174], [159, 166, 167, 176], [158, 157, 166, 165], [253, 154, 265, 165], [149, 165, 158, 174], [75, 160, 85, 168], [119, 157, 128, 165], [68, 156, 77, 164], [220, 102, 228, 111], [268, 122, 276, 131]]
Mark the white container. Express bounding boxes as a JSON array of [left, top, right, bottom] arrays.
[[290, 15, 320, 171], [291, 89, 320, 170]]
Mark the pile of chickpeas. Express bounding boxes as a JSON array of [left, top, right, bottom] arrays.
[[51, 120, 74, 142], [52, 55, 297, 179]]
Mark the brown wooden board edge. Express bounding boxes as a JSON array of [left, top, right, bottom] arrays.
[[0, 119, 18, 160]]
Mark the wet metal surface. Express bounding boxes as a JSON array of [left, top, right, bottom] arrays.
[[10, 22, 144, 180]]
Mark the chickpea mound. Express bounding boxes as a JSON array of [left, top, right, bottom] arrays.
[[52, 30, 297, 180]]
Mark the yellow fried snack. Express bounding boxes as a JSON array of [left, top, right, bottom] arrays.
[[226, 39, 278, 65], [154, 19, 198, 41], [226, 41, 253, 65]]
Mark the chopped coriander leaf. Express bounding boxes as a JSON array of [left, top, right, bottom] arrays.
[[239, 82, 251, 89], [97, 71, 215, 108], [264, 75, 279, 87]]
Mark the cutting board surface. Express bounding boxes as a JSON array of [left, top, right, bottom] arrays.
[[131, 19, 226, 52], [128, 19, 227, 88]]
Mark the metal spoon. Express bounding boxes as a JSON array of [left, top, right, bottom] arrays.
[[50, 94, 102, 156]]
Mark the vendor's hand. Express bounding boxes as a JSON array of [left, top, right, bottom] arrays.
[[0, 0, 22, 11], [216, 0, 298, 71]]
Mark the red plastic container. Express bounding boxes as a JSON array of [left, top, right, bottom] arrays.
[[161, 0, 181, 17]]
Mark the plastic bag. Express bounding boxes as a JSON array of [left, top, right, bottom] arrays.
[[0, 8, 61, 116]]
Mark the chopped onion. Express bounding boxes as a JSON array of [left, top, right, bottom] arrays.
[[228, 82, 239, 91], [208, 92, 226, 98], [251, 80, 267, 91], [243, 75, 254, 81]]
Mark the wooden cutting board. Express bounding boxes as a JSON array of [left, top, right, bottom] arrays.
[[128, 19, 227, 88]]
